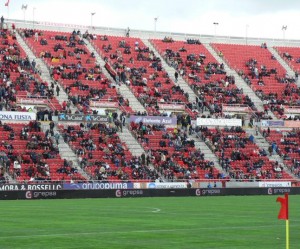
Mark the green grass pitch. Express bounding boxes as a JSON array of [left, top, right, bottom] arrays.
[[0, 195, 299, 249]]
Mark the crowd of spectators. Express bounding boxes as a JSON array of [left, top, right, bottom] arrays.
[[213, 43, 300, 118], [1, 27, 298, 185], [60, 118, 158, 181], [0, 121, 83, 182], [93, 36, 191, 115], [0, 29, 60, 112], [190, 77, 256, 115], [263, 129, 300, 178], [186, 38, 201, 45], [22, 29, 132, 114], [199, 126, 285, 180], [130, 120, 224, 181], [151, 39, 258, 119]]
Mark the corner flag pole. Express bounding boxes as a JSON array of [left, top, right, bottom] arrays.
[[285, 193, 289, 249], [286, 219, 289, 249]]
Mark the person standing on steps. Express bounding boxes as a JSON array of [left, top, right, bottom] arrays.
[[56, 85, 60, 96], [174, 71, 178, 83], [122, 115, 126, 127], [1, 16, 4, 29], [49, 121, 55, 134]]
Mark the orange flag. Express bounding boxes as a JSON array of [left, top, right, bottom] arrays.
[[277, 193, 289, 220]]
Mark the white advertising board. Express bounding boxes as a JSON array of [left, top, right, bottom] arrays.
[[196, 118, 242, 127], [0, 111, 36, 121]]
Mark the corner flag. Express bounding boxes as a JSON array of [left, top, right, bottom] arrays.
[[277, 194, 288, 220], [276, 193, 289, 249]]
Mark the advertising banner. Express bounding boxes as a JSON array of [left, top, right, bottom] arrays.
[[25, 191, 57, 199], [147, 182, 187, 189], [196, 118, 242, 126], [58, 113, 109, 123], [63, 182, 133, 190], [158, 103, 185, 110], [90, 101, 118, 108], [3, 188, 300, 200], [258, 182, 291, 188], [115, 189, 144, 197], [129, 115, 177, 125], [195, 188, 222, 196], [0, 184, 62, 191], [222, 105, 250, 112], [261, 120, 284, 127], [284, 107, 300, 114], [17, 97, 49, 105], [284, 121, 300, 128], [0, 111, 36, 121]]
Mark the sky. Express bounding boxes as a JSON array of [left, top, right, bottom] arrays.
[[1, 0, 300, 40]]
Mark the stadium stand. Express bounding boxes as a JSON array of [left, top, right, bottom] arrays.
[[58, 122, 157, 182], [274, 46, 300, 75], [0, 121, 86, 182], [90, 35, 196, 117], [129, 120, 223, 181], [264, 128, 300, 178], [0, 29, 62, 112], [0, 20, 299, 185], [211, 43, 299, 118], [20, 29, 133, 114], [199, 126, 291, 180], [150, 39, 259, 116]]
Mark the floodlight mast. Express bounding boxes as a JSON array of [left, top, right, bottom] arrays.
[[91, 12, 96, 30], [282, 25, 287, 40], [32, 7, 36, 29], [213, 22, 219, 37], [154, 17, 158, 33], [246, 24, 249, 45], [21, 4, 28, 23]]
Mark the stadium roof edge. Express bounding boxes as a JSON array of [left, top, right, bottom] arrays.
[[6, 18, 300, 47]]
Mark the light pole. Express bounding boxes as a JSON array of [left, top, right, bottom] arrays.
[[154, 17, 158, 33], [246, 24, 249, 45], [91, 12, 96, 30], [213, 22, 219, 37], [32, 7, 36, 29], [282, 25, 287, 40], [21, 4, 28, 23]]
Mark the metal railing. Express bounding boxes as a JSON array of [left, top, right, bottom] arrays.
[[7, 18, 300, 47], [8, 178, 298, 185]]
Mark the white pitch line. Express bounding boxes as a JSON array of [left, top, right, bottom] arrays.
[[0, 229, 184, 239], [151, 208, 161, 213], [0, 224, 296, 240]]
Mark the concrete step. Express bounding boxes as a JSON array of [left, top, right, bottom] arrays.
[[243, 129, 296, 179], [15, 31, 74, 109], [192, 135, 227, 176], [83, 38, 146, 113], [142, 39, 196, 103], [268, 47, 294, 75], [117, 127, 146, 157], [203, 43, 267, 113]]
